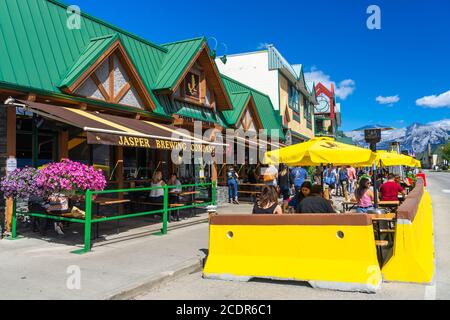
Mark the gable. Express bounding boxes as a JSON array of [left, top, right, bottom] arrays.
[[236, 96, 263, 132], [221, 74, 285, 141], [155, 39, 232, 111], [59, 36, 155, 111]]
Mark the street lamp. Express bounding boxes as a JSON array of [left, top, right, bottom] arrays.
[[354, 125, 394, 208]]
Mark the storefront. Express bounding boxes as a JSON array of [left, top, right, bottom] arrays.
[[218, 75, 285, 186], [0, 0, 288, 228]]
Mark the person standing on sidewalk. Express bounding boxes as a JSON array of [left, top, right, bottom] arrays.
[[323, 165, 337, 196], [337, 166, 349, 197], [226, 166, 239, 204], [290, 166, 308, 194], [347, 166, 356, 195]]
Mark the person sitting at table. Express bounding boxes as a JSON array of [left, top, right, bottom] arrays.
[[352, 177, 375, 213], [278, 164, 291, 211], [297, 185, 336, 214], [149, 171, 165, 203], [168, 173, 182, 202], [252, 186, 283, 215], [380, 173, 406, 201], [291, 181, 312, 213]]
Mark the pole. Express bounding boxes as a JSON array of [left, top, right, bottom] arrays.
[[84, 190, 92, 253], [369, 142, 379, 209], [162, 184, 168, 235], [212, 181, 217, 206], [32, 114, 39, 168], [11, 200, 17, 239], [372, 162, 379, 209]]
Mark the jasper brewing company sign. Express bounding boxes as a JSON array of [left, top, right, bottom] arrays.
[[87, 132, 215, 153]]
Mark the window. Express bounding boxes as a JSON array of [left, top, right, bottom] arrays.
[[303, 96, 312, 129], [288, 84, 300, 123], [177, 63, 213, 108]]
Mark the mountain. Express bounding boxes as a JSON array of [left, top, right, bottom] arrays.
[[345, 119, 450, 153]]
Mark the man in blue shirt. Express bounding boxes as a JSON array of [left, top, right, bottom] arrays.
[[290, 167, 308, 193]]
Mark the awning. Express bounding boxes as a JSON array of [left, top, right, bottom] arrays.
[[11, 100, 225, 153]]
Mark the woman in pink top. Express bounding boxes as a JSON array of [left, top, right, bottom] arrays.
[[352, 177, 375, 213]]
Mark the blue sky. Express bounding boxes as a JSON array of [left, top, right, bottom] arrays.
[[71, 0, 450, 131]]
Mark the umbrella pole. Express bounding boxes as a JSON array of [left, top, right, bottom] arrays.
[[321, 164, 324, 186], [372, 162, 379, 209]]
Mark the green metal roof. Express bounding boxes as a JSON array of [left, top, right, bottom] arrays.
[[59, 34, 119, 89], [157, 95, 226, 127], [0, 0, 166, 92], [221, 91, 251, 125], [220, 75, 285, 140], [155, 37, 205, 91]]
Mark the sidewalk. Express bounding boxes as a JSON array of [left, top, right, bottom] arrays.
[[0, 203, 252, 300]]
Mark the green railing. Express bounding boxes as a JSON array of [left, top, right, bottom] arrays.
[[10, 182, 217, 254]]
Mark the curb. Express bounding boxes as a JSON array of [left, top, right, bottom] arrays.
[[106, 257, 204, 300]]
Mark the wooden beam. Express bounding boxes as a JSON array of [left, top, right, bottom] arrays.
[[200, 72, 206, 104], [6, 106, 16, 157], [211, 162, 218, 183], [114, 82, 131, 104], [58, 130, 69, 160], [5, 106, 16, 233], [115, 147, 125, 213], [91, 73, 110, 101], [109, 55, 115, 100]]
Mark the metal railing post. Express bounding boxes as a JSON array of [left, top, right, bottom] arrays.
[[11, 200, 17, 239], [162, 185, 168, 235], [212, 181, 217, 206], [84, 190, 92, 252]]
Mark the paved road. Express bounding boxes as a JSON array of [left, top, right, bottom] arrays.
[[137, 172, 450, 300]]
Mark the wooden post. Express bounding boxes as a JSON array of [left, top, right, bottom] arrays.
[[58, 130, 69, 160], [5, 106, 16, 232], [211, 162, 218, 183], [115, 146, 124, 214]]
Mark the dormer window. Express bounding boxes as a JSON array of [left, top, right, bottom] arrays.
[[175, 62, 215, 108]]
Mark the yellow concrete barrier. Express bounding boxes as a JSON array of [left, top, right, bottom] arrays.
[[203, 214, 382, 293], [382, 179, 435, 283]]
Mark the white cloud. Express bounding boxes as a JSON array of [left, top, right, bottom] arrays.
[[257, 42, 271, 50], [304, 69, 356, 100], [376, 95, 400, 105], [416, 90, 450, 108]]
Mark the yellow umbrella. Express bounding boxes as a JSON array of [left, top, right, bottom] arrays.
[[265, 137, 377, 166], [356, 151, 421, 168], [413, 159, 422, 168]]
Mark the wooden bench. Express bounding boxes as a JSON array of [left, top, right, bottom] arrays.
[[375, 240, 389, 247], [369, 213, 396, 221], [379, 229, 395, 233]]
